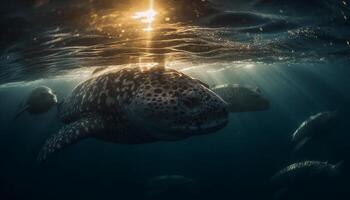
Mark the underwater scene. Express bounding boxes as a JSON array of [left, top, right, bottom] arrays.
[[0, 0, 350, 199]]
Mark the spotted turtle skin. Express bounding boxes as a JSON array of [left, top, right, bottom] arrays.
[[38, 67, 229, 161]]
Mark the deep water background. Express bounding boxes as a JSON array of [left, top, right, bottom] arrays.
[[0, 0, 350, 200]]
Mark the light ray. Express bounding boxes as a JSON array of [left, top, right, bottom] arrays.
[[132, 0, 158, 31]]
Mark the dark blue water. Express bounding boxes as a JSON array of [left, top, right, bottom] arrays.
[[0, 0, 350, 199]]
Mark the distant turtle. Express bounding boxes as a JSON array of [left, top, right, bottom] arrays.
[[271, 161, 342, 188], [291, 111, 338, 149], [270, 161, 343, 199], [14, 86, 58, 120], [38, 67, 228, 161], [211, 84, 270, 112]]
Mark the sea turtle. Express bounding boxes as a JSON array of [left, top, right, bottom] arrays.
[[14, 86, 58, 120], [38, 67, 228, 161], [291, 111, 338, 149], [271, 161, 342, 190], [211, 84, 270, 112], [270, 161, 343, 198]]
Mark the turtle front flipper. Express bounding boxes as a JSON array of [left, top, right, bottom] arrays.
[[38, 114, 110, 162]]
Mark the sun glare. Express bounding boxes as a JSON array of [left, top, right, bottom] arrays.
[[132, 0, 158, 31], [132, 9, 157, 23]]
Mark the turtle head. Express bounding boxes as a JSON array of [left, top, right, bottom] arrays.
[[27, 86, 58, 113], [129, 67, 228, 140]]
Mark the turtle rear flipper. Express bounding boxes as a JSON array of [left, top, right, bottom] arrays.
[[37, 114, 110, 162]]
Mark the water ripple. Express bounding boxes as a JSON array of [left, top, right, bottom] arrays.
[[0, 1, 349, 84]]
